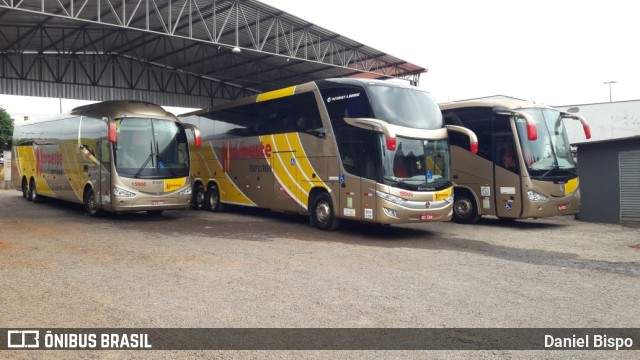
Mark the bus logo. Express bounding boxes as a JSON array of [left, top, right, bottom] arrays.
[[164, 178, 186, 192], [7, 330, 40, 348]]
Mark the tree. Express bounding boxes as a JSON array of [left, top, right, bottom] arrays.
[[0, 105, 13, 150]]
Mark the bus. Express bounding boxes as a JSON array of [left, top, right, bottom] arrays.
[[440, 97, 591, 223], [180, 78, 477, 230], [12, 100, 201, 216]]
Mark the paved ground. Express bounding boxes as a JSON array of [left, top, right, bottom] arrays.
[[0, 189, 638, 359]]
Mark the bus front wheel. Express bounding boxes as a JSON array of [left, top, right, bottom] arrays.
[[453, 190, 480, 224], [83, 188, 102, 217], [192, 183, 205, 210], [205, 183, 225, 212], [311, 192, 341, 231]]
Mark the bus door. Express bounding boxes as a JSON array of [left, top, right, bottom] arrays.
[[493, 133, 522, 218], [97, 139, 112, 210], [80, 142, 101, 198], [359, 177, 377, 222], [338, 173, 362, 221], [273, 150, 300, 211], [80, 117, 109, 208]]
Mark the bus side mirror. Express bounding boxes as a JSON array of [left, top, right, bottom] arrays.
[[582, 123, 592, 139], [108, 122, 117, 143], [445, 125, 478, 154], [515, 113, 538, 141], [183, 124, 202, 147], [526, 120, 538, 141], [562, 112, 591, 140]]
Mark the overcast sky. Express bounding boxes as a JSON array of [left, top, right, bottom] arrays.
[[1, 0, 637, 119]]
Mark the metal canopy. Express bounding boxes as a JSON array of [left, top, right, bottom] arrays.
[[0, 0, 426, 108]]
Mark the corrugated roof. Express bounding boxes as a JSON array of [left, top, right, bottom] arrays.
[[0, 0, 426, 106]]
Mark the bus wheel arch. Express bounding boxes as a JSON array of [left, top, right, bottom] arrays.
[[83, 185, 102, 217], [452, 187, 480, 224], [191, 181, 205, 210], [309, 190, 341, 231], [205, 181, 225, 212]]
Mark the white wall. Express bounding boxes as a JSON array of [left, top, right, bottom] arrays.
[[556, 100, 640, 144]]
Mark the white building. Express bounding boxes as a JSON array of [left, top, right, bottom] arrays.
[[556, 99, 640, 144]]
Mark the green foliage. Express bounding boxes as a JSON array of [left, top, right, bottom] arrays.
[[0, 105, 13, 150]]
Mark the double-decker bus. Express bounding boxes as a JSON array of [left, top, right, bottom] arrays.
[[180, 78, 477, 230], [12, 100, 201, 216], [440, 97, 591, 223]]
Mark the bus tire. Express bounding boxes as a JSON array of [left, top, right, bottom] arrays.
[[191, 182, 205, 210], [311, 192, 341, 231], [28, 179, 42, 203], [453, 189, 480, 224], [205, 183, 225, 212], [83, 188, 102, 217], [21, 178, 28, 199]]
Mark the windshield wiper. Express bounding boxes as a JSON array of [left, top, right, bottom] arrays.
[[134, 153, 154, 179], [537, 165, 577, 178], [538, 165, 559, 178]]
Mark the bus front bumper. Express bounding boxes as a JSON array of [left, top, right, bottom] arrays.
[[375, 198, 454, 224], [111, 194, 192, 213], [521, 192, 580, 219]]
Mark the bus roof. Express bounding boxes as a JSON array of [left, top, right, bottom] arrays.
[[15, 100, 177, 126], [71, 100, 176, 121], [180, 78, 427, 117], [439, 97, 554, 112]]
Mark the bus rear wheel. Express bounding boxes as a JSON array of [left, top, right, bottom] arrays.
[[311, 192, 341, 231], [83, 188, 102, 217], [453, 190, 480, 224], [28, 179, 41, 203], [21, 178, 28, 199], [205, 183, 225, 212]]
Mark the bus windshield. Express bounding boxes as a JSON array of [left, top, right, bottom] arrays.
[[367, 86, 443, 129], [382, 136, 451, 191], [114, 118, 189, 179], [515, 108, 576, 179]]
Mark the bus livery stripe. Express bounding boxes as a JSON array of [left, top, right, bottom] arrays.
[[209, 141, 257, 207], [256, 86, 296, 102]]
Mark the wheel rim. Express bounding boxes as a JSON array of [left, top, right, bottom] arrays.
[[455, 197, 473, 217], [195, 188, 205, 208], [315, 201, 331, 225], [209, 188, 219, 209], [28, 181, 35, 201], [86, 192, 97, 214]]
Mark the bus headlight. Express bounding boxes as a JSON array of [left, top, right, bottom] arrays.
[[113, 186, 136, 198], [383, 207, 399, 219], [376, 190, 406, 205], [573, 189, 581, 198], [527, 190, 548, 202], [179, 186, 192, 196]]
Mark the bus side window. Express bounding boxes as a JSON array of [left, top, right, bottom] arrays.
[[448, 132, 471, 152], [99, 139, 110, 164]]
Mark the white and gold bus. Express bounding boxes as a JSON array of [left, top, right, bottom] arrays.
[[440, 97, 591, 223], [12, 100, 201, 216], [180, 78, 477, 230]]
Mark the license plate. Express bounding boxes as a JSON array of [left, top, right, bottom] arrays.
[[421, 213, 433, 221], [151, 200, 165, 206], [557, 204, 568, 211]]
